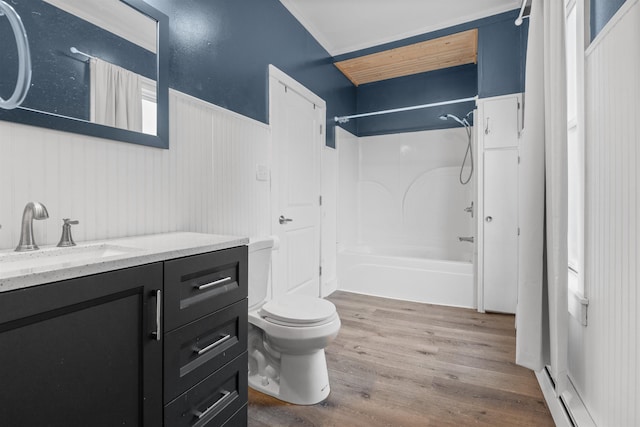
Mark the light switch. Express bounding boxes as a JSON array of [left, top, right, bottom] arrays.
[[256, 164, 270, 181]]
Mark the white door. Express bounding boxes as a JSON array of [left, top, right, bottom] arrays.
[[270, 71, 324, 299], [483, 149, 519, 313], [482, 97, 519, 149]]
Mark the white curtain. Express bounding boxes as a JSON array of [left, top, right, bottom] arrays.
[[516, 0, 569, 394], [90, 58, 142, 132]]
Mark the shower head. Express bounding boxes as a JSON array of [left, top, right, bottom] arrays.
[[439, 113, 467, 127]]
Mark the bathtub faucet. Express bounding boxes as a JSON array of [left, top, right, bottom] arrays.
[[464, 201, 474, 218], [458, 236, 474, 243]]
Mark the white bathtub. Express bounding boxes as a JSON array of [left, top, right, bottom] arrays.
[[337, 245, 475, 308]]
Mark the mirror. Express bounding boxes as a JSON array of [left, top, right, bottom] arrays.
[[0, 0, 168, 148]]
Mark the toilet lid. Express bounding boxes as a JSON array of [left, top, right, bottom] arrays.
[[260, 295, 336, 325]]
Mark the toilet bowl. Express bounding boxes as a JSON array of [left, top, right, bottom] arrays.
[[247, 238, 341, 405]]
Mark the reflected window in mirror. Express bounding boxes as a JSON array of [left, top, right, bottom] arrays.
[[141, 77, 157, 135], [0, 0, 168, 148], [89, 58, 155, 134]]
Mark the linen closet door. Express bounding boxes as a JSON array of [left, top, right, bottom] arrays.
[[483, 149, 519, 313], [478, 94, 521, 314]]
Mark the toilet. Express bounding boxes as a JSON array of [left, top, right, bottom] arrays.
[[247, 237, 341, 405]]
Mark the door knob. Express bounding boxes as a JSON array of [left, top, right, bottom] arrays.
[[485, 216, 493, 223], [279, 215, 293, 224]]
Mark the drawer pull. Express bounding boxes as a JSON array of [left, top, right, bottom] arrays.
[[194, 390, 231, 420], [194, 334, 232, 356], [151, 289, 161, 341], [195, 276, 232, 291]]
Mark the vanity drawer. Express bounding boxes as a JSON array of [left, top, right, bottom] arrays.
[[164, 352, 248, 427], [221, 404, 247, 427], [164, 246, 247, 331], [164, 299, 248, 403]]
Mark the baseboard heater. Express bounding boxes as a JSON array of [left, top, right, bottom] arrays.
[[536, 367, 596, 427]]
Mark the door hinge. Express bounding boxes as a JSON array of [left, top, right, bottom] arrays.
[[319, 266, 322, 276], [518, 156, 521, 164], [517, 101, 522, 139], [319, 124, 323, 135], [319, 195, 323, 206], [518, 227, 521, 236]]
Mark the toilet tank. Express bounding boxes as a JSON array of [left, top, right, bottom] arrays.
[[248, 237, 274, 309]]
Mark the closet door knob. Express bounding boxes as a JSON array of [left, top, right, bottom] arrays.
[[485, 216, 493, 223], [279, 215, 293, 224]]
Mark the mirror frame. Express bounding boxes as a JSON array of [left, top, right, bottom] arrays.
[[0, 0, 169, 149]]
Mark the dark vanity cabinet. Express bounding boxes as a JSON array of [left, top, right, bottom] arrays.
[[0, 245, 248, 427], [163, 246, 248, 427], [0, 263, 164, 427]]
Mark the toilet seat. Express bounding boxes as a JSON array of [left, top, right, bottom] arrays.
[[260, 295, 337, 327]]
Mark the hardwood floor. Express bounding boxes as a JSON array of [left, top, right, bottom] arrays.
[[248, 291, 554, 427]]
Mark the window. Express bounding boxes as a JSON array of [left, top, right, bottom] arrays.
[[565, 0, 586, 303]]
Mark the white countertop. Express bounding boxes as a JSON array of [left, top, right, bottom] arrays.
[[0, 232, 248, 293]]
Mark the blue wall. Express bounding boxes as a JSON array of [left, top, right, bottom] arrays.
[[0, 0, 155, 121], [10, 1, 527, 145], [146, 0, 356, 147], [591, 0, 627, 40], [356, 65, 477, 136], [140, 2, 525, 144], [339, 10, 527, 137], [478, 14, 528, 98]]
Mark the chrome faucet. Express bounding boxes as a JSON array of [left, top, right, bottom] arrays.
[[57, 218, 79, 247], [15, 202, 49, 251], [458, 236, 474, 243]]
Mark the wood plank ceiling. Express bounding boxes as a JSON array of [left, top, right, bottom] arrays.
[[334, 29, 478, 86]]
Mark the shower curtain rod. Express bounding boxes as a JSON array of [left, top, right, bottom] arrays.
[[515, 0, 531, 26], [69, 46, 97, 61], [334, 95, 478, 124]]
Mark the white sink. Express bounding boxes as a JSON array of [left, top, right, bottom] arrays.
[[0, 244, 141, 276]]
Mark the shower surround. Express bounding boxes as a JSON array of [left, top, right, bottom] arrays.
[[337, 127, 475, 307]]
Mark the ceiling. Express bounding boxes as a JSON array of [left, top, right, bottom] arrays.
[[278, 0, 521, 56], [335, 29, 478, 86]]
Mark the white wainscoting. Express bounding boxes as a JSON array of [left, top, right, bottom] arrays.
[[170, 91, 271, 239], [568, 1, 640, 426], [0, 89, 271, 251]]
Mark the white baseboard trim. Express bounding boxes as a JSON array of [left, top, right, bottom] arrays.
[[322, 278, 338, 298], [536, 368, 574, 427]]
